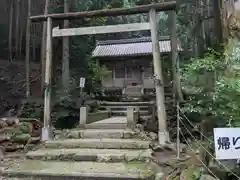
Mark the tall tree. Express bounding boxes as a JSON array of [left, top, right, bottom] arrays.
[[8, 0, 14, 61], [62, 0, 70, 91], [19, 0, 24, 59], [25, 0, 31, 98], [15, 0, 21, 60], [212, 0, 223, 45]]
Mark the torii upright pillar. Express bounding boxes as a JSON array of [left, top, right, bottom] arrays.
[[149, 8, 169, 145], [42, 17, 53, 141]]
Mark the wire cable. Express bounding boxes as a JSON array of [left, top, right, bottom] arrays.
[[179, 117, 240, 179], [177, 105, 214, 144], [179, 130, 219, 179]]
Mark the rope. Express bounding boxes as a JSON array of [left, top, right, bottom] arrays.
[[179, 117, 240, 179], [179, 130, 219, 179], [177, 105, 214, 144]]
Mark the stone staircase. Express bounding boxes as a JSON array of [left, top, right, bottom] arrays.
[[2, 117, 163, 180]]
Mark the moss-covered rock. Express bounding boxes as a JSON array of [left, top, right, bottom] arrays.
[[200, 174, 218, 180], [10, 133, 31, 144], [180, 166, 203, 180]]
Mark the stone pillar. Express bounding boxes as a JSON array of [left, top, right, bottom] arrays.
[[79, 107, 88, 129], [134, 106, 140, 112], [127, 106, 137, 129]]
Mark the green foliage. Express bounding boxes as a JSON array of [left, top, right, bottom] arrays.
[[48, 0, 63, 13], [180, 166, 204, 180], [182, 39, 240, 126], [182, 50, 221, 113], [213, 40, 240, 125], [20, 101, 43, 119], [85, 57, 111, 95]]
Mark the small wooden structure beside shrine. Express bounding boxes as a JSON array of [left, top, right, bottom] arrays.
[[92, 36, 182, 95]]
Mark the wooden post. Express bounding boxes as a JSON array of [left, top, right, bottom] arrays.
[[149, 8, 169, 145], [42, 17, 53, 141], [30, 2, 177, 21], [40, 0, 50, 95], [25, 0, 31, 98]]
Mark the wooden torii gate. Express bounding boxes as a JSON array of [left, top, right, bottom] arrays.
[[29, 1, 178, 145]]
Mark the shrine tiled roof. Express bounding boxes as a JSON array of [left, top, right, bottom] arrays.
[[92, 36, 182, 57]]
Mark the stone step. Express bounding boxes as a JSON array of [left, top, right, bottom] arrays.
[[85, 116, 127, 129], [2, 160, 161, 180], [56, 129, 140, 139], [26, 148, 152, 162], [100, 101, 154, 106], [104, 105, 150, 111], [111, 110, 150, 116], [86, 123, 127, 129], [140, 115, 152, 120], [43, 138, 151, 149]]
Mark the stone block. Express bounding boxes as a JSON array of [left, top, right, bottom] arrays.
[[127, 106, 137, 129], [41, 126, 53, 141], [79, 107, 88, 129], [158, 131, 170, 145], [44, 138, 150, 149]]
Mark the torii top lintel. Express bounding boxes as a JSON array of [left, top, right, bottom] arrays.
[[30, 1, 177, 22]]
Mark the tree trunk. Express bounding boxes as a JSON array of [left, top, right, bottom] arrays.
[[41, 0, 51, 95], [200, 0, 206, 51], [8, 0, 14, 61], [19, 26, 23, 59], [25, 0, 31, 98], [32, 24, 36, 61], [62, 0, 70, 91], [213, 0, 223, 45], [19, 0, 24, 59], [15, 0, 21, 60], [170, 11, 183, 102], [221, 0, 240, 41]]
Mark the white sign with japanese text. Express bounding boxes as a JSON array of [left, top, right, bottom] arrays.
[[214, 128, 240, 160], [79, 77, 86, 88]]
